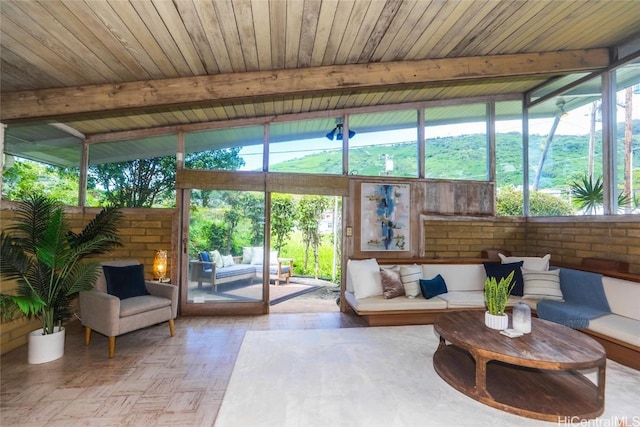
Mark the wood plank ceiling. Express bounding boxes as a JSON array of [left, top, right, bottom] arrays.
[[1, 0, 640, 165]]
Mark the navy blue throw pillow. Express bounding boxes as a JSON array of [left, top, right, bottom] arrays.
[[103, 264, 149, 300], [419, 274, 448, 299], [483, 261, 524, 296]]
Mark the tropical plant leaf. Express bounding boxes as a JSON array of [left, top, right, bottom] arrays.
[[570, 174, 603, 215], [0, 295, 46, 320], [0, 194, 122, 333]]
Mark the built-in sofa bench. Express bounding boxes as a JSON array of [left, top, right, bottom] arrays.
[[343, 256, 640, 370]]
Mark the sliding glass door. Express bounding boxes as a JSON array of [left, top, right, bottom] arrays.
[[180, 188, 268, 315]]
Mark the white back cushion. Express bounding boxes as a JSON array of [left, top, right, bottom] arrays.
[[422, 264, 486, 291], [602, 277, 640, 321], [347, 259, 382, 299], [499, 253, 550, 271]]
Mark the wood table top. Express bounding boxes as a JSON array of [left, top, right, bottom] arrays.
[[434, 310, 606, 370]]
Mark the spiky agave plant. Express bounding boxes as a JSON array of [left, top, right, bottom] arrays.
[[0, 194, 122, 334]]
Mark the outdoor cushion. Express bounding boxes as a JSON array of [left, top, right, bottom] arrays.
[[215, 264, 257, 279]]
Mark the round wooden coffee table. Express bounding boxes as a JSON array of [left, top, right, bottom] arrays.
[[433, 310, 606, 422]]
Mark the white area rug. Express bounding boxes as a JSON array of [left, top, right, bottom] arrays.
[[215, 325, 640, 427]]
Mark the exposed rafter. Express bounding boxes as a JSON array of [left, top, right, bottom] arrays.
[[1, 49, 609, 122]]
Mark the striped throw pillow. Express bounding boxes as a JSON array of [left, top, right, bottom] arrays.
[[522, 268, 563, 301], [400, 264, 422, 298]]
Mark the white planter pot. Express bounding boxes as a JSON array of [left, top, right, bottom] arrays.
[[484, 311, 508, 330], [28, 327, 65, 364]]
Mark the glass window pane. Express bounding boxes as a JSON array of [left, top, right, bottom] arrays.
[[529, 73, 590, 103], [614, 58, 640, 214], [528, 77, 603, 216], [348, 109, 418, 177], [188, 190, 265, 303], [3, 123, 83, 205], [185, 125, 264, 172], [269, 118, 342, 174], [88, 135, 178, 207], [88, 153, 176, 208], [495, 101, 524, 216], [2, 156, 81, 205], [424, 103, 488, 180]]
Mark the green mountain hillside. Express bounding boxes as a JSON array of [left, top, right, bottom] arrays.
[[270, 130, 639, 190]]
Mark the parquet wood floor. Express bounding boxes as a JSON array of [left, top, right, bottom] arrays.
[[1, 311, 367, 426]]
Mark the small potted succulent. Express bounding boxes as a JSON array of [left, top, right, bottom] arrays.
[[484, 270, 515, 330]]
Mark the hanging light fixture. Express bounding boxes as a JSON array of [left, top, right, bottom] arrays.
[[153, 250, 168, 282], [556, 99, 569, 118], [325, 120, 355, 141]]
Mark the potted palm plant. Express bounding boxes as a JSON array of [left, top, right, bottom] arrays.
[[484, 270, 515, 330], [0, 194, 122, 363]]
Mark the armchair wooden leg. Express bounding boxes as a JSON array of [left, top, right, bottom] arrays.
[[169, 319, 175, 337], [84, 327, 92, 345], [108, 336, 116, 358]]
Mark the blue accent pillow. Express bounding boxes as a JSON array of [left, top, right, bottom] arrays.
[[419, 274, 448, 299], [199, 252, 212, 272], [483, 261, 524, 296], [103, 264, 149, 300]]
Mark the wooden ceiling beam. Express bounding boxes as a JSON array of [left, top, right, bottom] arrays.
[[1, 49, 609, 121]]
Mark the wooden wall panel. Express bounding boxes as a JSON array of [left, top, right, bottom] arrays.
[[347, 177, 496, 259]]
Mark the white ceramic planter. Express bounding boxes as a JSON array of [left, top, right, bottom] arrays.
[[28, 327, 65, 364], [484, 311, 508, 330]]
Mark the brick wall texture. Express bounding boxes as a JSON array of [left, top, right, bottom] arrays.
[[423, 216, 640, 274]]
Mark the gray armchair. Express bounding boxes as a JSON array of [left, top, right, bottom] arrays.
[[79, 260, 178, 358]]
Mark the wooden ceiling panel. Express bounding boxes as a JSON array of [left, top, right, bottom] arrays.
[[1, 0, 640, 167], [171, 0, 219, 74]]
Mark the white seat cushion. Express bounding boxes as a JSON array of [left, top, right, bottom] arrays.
[[344, 291, 447, 312], [588, 314, 640, 347]]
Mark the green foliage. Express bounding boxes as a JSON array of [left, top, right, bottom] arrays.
[[496, 187, 575, 216], [570, 174, 632, 214], [208, 222, 228, 254], [570, 175, 604, 215], [484, 270, 515, 316], [297, 196, 330, 277], [270, 194, 296, 253], [88, 148, 245, 208], [2, 159, 88, 205], [89, 156, 176, 208], [278, 231, 340, 282], [237, 193, 265, 246], [0, 194, 122, 334]]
